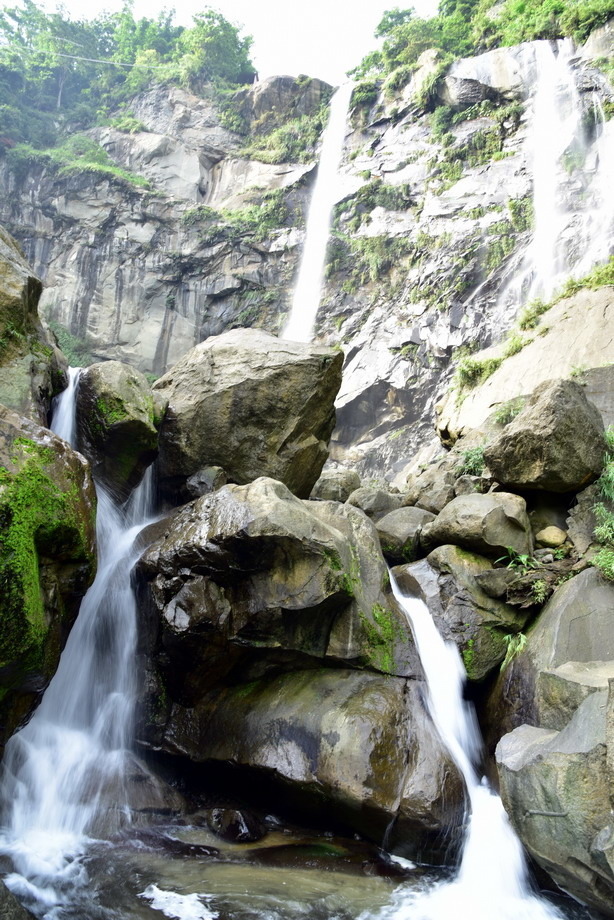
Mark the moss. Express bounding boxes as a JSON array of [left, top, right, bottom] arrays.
[[0, 440, 93, 671], [95, 395, 129, 429], [358, 602, 402, 675]]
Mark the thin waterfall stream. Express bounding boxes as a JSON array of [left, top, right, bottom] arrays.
[[383, 578, 565, 920], [0, 371, 158, 916], [283, 82, 353, 343]]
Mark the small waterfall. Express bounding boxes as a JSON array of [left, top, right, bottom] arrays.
[[378, 578, 563, 920], [0, 372, 157, 913], [49, 367, 81, 444], [283, 82, 353, 343]]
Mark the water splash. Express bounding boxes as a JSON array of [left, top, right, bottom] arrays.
[[49, 367, 81, 445], [377, 579, 563, 920], [283, 82, 353, 343], [0, 373, 157, 914]]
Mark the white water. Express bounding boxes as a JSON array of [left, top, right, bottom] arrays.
[[381, 578, 563, 920], [500, 39, 614, 314], [0, 371, 157, 914], [49, 367, 81, 444], [283, 82, 353, 343]]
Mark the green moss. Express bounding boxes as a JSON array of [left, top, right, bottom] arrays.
[[95, 396, 129, 429], [0, 441, 93, 671]]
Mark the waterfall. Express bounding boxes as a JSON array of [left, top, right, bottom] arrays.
[[49, 367, 80, 444], [378, 578, 563, 920], [498, 39, 614, 317], [282, 82, 353, 343], [0, 371, 157, 913]]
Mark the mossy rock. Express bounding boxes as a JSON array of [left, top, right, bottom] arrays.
[[0, 404, 96, 752], [76, 360, 157, 498]]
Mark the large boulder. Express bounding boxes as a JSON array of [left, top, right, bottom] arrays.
[[483, 379, 605, 493], [148, 669, 465, 861], [497, 691, 614, 917], [376, 506, 436, 564], [136, 477, 420, 698], [153, 329, 343, 502], [0, 405, 96, 754], [76, 361, 157, 498], [421, 492, 532, 557], [394, 545, 528, 681], [0, 227, 64, 424], [485, 569, 614, 914], [132, 477, 465, 854], [310, 468, 361, 502]]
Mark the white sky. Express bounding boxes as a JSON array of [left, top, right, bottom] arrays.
[[39, 0, 439, 85]]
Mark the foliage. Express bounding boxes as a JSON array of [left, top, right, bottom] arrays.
[[240, 106, 328, 163], [334, 179, 413, 230], [0, 0, 255, 152], [518, 298, 550, 330], [495, 547, 541, 572], [329, 234, 418, 290], [6, 135, 151, 187], [594, 545, 614, 580], [493, 396, 525, 425], [500, 632, 527, 670], [456, 445, 485, 475], [351, 80, 380, 109], [48, 321, 95, 366], [456, 354, 503, 388]]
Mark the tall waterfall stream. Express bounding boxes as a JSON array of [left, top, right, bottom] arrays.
[[1, 41, 611, 920]]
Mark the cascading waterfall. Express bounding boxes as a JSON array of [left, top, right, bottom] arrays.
[[0, 371, 157, 914], [378, 578, 563, 920], [282, 82, 353, 343], [500, 39, 614, 315]]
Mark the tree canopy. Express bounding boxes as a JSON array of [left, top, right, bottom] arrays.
[[0, 0, 256, 150]]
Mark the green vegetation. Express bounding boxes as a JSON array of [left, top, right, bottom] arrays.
[[493, 396, 525, 425], [456, 354, 503, 388], [180, 190, 289, 246], [0, 1, 255, 152], [6, 134, 151, 188], [456, 445, 485, 475], [47, 321, 95, 366], [588, 429, 614, 581], [326, 233, 418, 290], [500, 632, 527, 670], [240, 106, 329, 163], [352, 0, 614, 87], [334, 179, 413, 231]]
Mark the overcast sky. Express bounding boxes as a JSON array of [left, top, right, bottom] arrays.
[[38, 0, 439, 85]]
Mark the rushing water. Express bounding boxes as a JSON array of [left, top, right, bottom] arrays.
[[0, 371, 158, 916], [282, 82, 353, 343], [383, 578, 564, 920]]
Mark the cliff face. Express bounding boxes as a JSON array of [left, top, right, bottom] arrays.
[[1, 34, 613, 478]]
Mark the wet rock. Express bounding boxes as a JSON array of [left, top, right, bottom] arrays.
[[0, 405, 96, 755], [136, 477, 419, 695], [0, 882, 36, 920], [421, 491, 532, 557], [243, 839, 413, 878], [376, 506, 436, 564], [0, 226, 64, 424], [346, 487, 405, 521], [394, 544, 527, 681], [483, 380, 606, 493], [204, 807, 266, 843], [160, 669, 465, 861], [154, 329, 342, 502], [76, 361, 157, 499], [310, 468, 361, 502]]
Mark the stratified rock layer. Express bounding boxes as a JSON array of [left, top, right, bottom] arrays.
[[154, 329, 343, 500]]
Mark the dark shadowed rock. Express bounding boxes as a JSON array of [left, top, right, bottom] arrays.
[[204, 807, 266, 843], [76, 361, 157, 499], [0, 882, 36, 919], [153, 329, 343, 502], [484, 379, 606, 492], [0, 405, 96, 755], [421, 492, 532, 557], [160, 670, 465, 861]]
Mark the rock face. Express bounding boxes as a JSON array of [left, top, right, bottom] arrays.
[[76, 361, 157, 498], [483, 379, 605, 492], [490, 569, 614, 914], [135, 476, 466, 854], [421, 492, 532, 557], [154, 329, 343, 500], [0, 882, 36, 920], [0, 227, 63, 424], [394, 545, 528, 681], [0, 405, 96, 754]]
